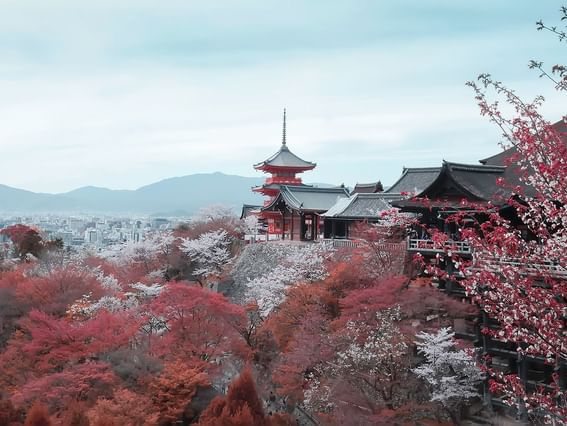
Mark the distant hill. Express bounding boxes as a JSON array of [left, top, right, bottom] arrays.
[[0, 184, 80, 212], [0, 173, 266, 216]]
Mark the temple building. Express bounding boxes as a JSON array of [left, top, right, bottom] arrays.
[[251, 110, 349, 240], [321, 192, 404, 239], [388, 119, 567, 414]]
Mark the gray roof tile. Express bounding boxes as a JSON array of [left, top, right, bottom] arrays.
[[264, 186, 350, 212], [254, 144, 316, 170], [322, 193, 396, 218], [386, 167, 441, 194]]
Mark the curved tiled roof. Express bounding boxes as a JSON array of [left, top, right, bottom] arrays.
[[442, 161, 506, 201], [322, 193, 396, 219], [263, 186, 350, 212], [351, 181, 383, 195], [393, 161, 507, 209], [252, 182, 312, 192], [254, 144, 316, 170], [240, 204, 261, 219], [385, 167, 441, 195]]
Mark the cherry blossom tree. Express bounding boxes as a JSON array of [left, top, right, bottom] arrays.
[[298, 306, 417, 421], [531, 6, 567, 91], [424, 17, 567, 420], [99, 230, 176, 278], [412, 327, 482, 423], [194, 205, 236, 223], [181, 229, 233, 286], [243, 215, 261, 240], [241, 242, 332, 317], [181, 204, 243, 242]]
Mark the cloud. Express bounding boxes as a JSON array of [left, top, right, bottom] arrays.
[[0, 1, 564, 192]]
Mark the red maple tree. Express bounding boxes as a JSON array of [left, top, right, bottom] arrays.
[[199, 368, 289, 426]]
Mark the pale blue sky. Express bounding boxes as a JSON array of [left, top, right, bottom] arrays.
[[0, 1, 564, 192]]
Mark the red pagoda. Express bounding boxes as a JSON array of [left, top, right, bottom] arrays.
[[253, 109, 316, 235]]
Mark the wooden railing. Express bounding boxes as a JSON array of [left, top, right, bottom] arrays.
[[474, 256, 567, 278], [321, 238, 363, 248], [407, 238, 472, 254]]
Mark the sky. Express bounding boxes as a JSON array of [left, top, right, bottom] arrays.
[[0, 0, 564, 193]]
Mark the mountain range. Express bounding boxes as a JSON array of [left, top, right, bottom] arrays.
[[0, 173, 268, 216]]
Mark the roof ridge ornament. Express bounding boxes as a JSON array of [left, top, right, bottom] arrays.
[[282, 108, 287, 146]]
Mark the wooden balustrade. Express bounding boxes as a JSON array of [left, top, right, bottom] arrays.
[[407, 238, 472, 254]]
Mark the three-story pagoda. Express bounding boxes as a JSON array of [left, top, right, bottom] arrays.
[[253, 110, 316, 235]]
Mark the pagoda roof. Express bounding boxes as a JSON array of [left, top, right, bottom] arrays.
[[351, 181, 383, 195], [322, 193, 401, 219], [385, 167, 441, 195], [254, 144, 316, 171], [263, 185, 350, 212], [253, 182, 312, 192]]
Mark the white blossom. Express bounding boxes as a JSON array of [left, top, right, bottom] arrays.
[[180, 229, 233, 281], [193, 205, 236, 223], [242, 242, 332, 316], [242, 215, 261, 236], [99, 231, 175, 268], [94, 269, 122, 293], [335, 306, 407, 376], [130, 282, 164, 298], [412, 327, 482, 406], [303, 374, 335, 413]]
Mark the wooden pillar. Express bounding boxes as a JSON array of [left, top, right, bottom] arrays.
[[312, 215, 316, 240], [290, 210, 294, 241]]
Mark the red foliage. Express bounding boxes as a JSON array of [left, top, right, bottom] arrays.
[[150, 360, 209, 424], [23, 401, 51, 426], [272, 312, 334, 402], [339, 275, 475, 327], [14, 268, 104, 317], [199, 369, 289, 426], [150, 283, 248, 362], [1, 307, 137, 411], [0, 398, 22, 426], [88, 389, 159, 426], [264, 282, 333, 352], [18, 310, 140, 373], [1, 225, 45, 259], [0, 225, 39, 246], [13, 362, 117, 412], [338, 275, 407, 320], [58, 401, 90, 426]]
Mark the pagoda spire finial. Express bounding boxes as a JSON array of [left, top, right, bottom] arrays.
[[282, 108, 287, 146]]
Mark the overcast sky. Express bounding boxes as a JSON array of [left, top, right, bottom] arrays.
[[0, 1, 564, 193]]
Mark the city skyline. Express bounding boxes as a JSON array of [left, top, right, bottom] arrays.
[[0, 1, 564, 193]]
